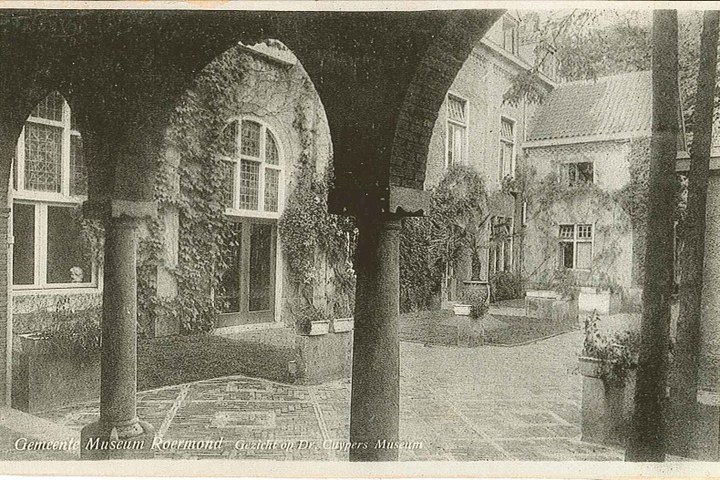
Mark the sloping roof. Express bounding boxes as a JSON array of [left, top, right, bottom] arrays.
[[527, 71, 652, 142]]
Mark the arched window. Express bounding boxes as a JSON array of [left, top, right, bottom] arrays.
[[218, 118, 283, 217], [11, 91, 94, 290]]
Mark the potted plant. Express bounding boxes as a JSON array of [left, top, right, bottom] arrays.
[[13, 300, 102, 413], [455, 290, 488, 347], [329, 303, 354, 333], [294, 302, 330, 336], [579, 311, 639, 447]]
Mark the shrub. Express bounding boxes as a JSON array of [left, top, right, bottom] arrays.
[[489, 271, 523, 303], [461, 290, 489, 320], [291, 302, 330, 335], [582, 311, 639, 387], [36, 298, 101, 359]]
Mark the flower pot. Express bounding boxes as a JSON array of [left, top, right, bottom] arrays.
[[302, 320, 330, 336], [330, 317, 354, 333], [579, 356, 636, 447], [453, 304, 472, 316]]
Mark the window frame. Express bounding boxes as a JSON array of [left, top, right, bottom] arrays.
[[558, 223, 594, 271], [445, 93, 469, 169], [499, 116, 516, 181], [502, 17, 519, 55], [560, 160, 595, 187], [219, 117, 285, 220], [11, 93, 98, 293], [488, 216, 514, 274]]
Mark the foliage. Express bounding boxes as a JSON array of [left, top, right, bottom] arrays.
[[460, 289, 489, 320], [277, 104, 357, 320], [35, 298, 101, 360], [489, 271, 523, 303], [399, 216, 439, 313], [429, 165, 489, 272], [582, 311, 639, 387], [135, 44, 355, 334], [291, 302, 330, 334], [399, 165, 489, 313]]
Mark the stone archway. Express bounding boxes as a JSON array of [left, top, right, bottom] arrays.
[[0, 8, 504, 460]]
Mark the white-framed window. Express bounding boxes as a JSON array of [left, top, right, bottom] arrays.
[[561, 161, 594, 187], [499, 117, 515, 180], [489, 216, 513, 274], [559, 223, 593, 270], [218, 118, 284, 218], [446, 94, 468, 168], [12, 91, 95, 290]]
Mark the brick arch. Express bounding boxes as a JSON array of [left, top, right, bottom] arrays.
[[389, 11, 504, 205]]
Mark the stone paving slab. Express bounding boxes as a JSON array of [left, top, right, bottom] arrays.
[[24, 330, 630, 461]]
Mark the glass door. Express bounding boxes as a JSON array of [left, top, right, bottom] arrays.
[[218, 220, 276, 327]]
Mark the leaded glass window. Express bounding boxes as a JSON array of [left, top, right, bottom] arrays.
[[12, 92, 95, 291], [219, 118, 283, 216], [24, 123, 62, 192]]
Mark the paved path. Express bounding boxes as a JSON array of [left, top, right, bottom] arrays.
[[36, 330, 623, 461]]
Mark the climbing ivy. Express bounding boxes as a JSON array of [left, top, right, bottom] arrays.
[[277, 104, 357, 318], [399, 165, 489, 313], [135, 44, 355, 334]]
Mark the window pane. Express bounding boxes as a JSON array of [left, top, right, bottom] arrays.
[[24, 123, 62, 192], [501, 119, 514, 141], [503, 239, 512, 271], [577, 224, 593, 240], [447, 124, 455, 166], [31, 91, 64, 122], [264, 168, 280, 212], [561, 242, 574, 268], [238, 159, 260, 210], [576, 242, 592, 269], [219, 223, 241, 313], [240, 120, 261, 157], [265, 131, 279, 165], [70, 134, 87, 196], [219, 120, 238, 157], [12, 203, 35, 285], [578, 162, 593, 184], [249, 223, 273, 312], [502, 142, 513, 177], [46, 205, 92, 284], [453, 126, 465, 164], [447, 96, 466, 123], [559, 225, 574, 239]]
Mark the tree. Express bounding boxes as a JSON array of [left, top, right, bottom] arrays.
[[625, 10, 678, 462], [670, 10, 719, 457]]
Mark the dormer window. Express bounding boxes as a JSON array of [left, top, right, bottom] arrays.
[[502, 17, 519, 55]]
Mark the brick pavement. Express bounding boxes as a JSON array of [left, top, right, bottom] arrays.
[[34, 330, 624, 461]]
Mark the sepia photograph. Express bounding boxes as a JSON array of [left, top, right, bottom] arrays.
[[0, 1, 717, 477]]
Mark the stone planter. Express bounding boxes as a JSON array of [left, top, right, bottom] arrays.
[[461, 280, 490, 301], [453, 304, 472, 316], [525, 290, 578, 323], [579, 356, 636, 447], [578, 287, 622, 315], [330, 317, 354, 333], [12, 334, 100, 413], [298, 320, 330, 336]]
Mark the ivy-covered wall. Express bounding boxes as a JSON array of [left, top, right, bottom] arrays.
[[523, 138, 650, 298], [136, 43, 354, 335]]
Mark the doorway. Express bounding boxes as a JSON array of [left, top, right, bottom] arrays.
[[218, 219, 277, 327]]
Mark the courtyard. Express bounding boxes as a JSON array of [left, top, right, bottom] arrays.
[[24, 329, 622, 461]]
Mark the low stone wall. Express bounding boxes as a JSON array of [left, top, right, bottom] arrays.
[[525, 292, 578, 324]]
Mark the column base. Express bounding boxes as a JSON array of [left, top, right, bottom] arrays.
[[80, 419, 155, 460]]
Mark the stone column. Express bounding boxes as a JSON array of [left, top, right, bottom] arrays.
[[81, 202, 156, 459], [349, 215, 401, 462], [0, 207, 11, 407]]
